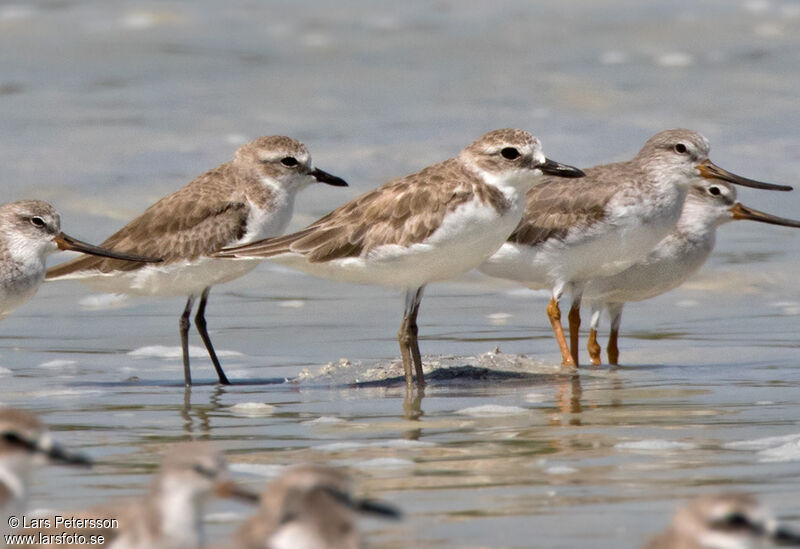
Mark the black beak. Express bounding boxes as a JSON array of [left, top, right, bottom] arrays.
[[214, 479, 261, 504], [729, 202, 800, 228], [310, 168, 349, 187], [771, 526, 800, 546], [323, 487, 402, 520], [3, 432, 92, 467], [538, 158, 585, 178], [697, 159, 792, 191], [55, 233, 163, 263]]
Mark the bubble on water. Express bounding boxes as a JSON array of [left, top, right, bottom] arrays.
[[230, 402, 276, 417], [456, 404, 529, 417], [615, 439, 696, 451]]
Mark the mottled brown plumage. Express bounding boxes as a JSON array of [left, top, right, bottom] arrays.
[[214, 129, 585, 389], [44, 135, 348, 386], [218, 158, 511, 262]]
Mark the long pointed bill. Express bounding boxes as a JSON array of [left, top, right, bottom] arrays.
[[538, 158, 585, 179], [323, 487, 402, 520], [39, 440, 93, 467], [2, 432, 92, 467], [310, 167, 349, 187], [771, 526, 800, 546], [55, 233, 163, 263], [214, 479, 260, 504], [729, 203, 800, 228], [697, 160, 792, 191]]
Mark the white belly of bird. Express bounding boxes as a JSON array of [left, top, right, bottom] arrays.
[[480, 200, 683, 289], [0, 264, 44, 320], [271, 197, 524, 289], [75, 257, 262, 297]]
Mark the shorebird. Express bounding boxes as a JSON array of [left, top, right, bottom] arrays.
[[17, 442, 258, 549], [478, 129, 792, 367], [584, 180, 800, 365], [230, 465, 400, 549], [0, 200, 160, 322], [0, 407, 91, 538], [46, 136, 347, 386], [642, 493, 800, 549], [213, 129, 585, 388]]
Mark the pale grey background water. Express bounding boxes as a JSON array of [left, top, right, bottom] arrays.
[[1, 1, 800, 547]]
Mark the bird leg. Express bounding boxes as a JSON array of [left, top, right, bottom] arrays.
[[607, 303, 623, 366], [587, 329, 602, 365], [194, 287, 231, 385], [547, 297, 575, 367], [567, 295, 582, 366], [180, 296, 196, 386], [398, 287, 426, 389], [607, 329, 619, 366]]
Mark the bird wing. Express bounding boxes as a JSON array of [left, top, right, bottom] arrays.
[[46, 165, 249, 278], [215, 159, 506, 263], [508, 162, 636, 247]]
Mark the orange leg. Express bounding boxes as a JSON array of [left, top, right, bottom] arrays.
[[568, 300, 581, 367], [607, 326, 620, 366], [587, 328, 602, 365], [547, 298, 576, 367]]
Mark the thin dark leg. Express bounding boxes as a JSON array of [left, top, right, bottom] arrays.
[[567, 293, 582, 367], [180, 296, 196, 386], [195, 287, 231, 385], [398, 286, 426, 389]]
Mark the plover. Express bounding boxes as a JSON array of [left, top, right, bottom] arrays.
[[642, 493, 800, 549], [584, 180, 800, 365], [46, 136, 347, 386], [213, 129, 584, 388], [230, 464, 400, 549], [0, 200, 160, 322], [0, 407, 90, 538], [478, 129, 791, 367], [19, 442, 258, 549]]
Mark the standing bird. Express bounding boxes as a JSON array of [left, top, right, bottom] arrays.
[[642, 493, 800, 549], [46, 136, 348, 386], [0, 200, 161, 321], [230, 465, 400, 549], [584, 180, 800, 365], [478, 129, 791, 367], [0, 407, 90, 538], [17, 442, 258, 549], [213, 129, 585, 388]]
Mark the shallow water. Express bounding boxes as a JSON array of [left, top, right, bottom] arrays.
[[2, 1, 800, 547]]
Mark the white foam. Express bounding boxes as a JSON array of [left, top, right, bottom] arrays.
[[128, 345, 243, 359], [657, 52, 694, 68], [230, 402, 276, 417], [0, 366, 11, 376], [278, 300, 305, 309], [615, 439, 696, 451], [79, 293, 130, 310], [302, 416, 349, 425], [38, 359, 78, 369], [356, 457, 414, 469], [544, 465, 578, 475], [725, 433, 800, 451], [524, 392, 548, 403], [486, 312, 512, 325], [455, 404, 528, 417], [229, 463, 285, 478]]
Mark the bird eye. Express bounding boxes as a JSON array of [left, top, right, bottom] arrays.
[[708, 186, 721, 196], [501, 147, 520, 160], [674, 143, 688, 154], [280, 156, 299, 167], [30, 216, 46, 228]]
